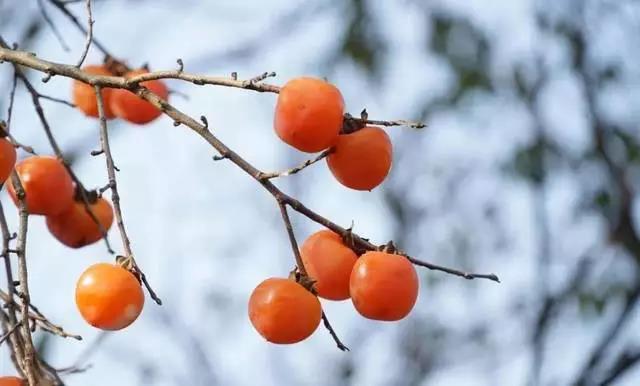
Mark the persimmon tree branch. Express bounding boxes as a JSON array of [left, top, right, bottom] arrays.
[[94, 85, 162, 305], [9, 172, 39, 385], [0, 44, 498, 283], [261, 149, 332, 180], [48, 0, 113, 59], [0, 200, 27, 378], [0, 38, 115, 255], [37, 0, 70, 52], [0, 38, 499, 374], [75, 0, 93, 68]]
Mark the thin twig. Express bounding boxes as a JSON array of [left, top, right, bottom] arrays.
[[48, 0, 112, 58], [10, 172, 39, 385], [37, 0, 71, 52], [75, 0, 93, 68], [5, 70, 17, 129], [0, 201, 26, 378], [94, 85, 162, 305], [0, 289, 81, 341], [57, 331, 107, 374], [277, 202, 349, 350], [322, 311, 349, 351], [0, 320, 21, 346], [600, 347, 640, 386], [573, 283, 640, 386], [38, 94, 76, 108], [260, 149, 331, 180], [277, 202, 307, 276], [0, 37, 115, 255]]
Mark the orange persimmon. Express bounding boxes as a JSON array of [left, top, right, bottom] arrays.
[[350, 251, 419, 321], [327, 126, 392, 191], [301, 230, 358, 300], [46, 197, 114, 248], [0, 136, 16, 185], [76, 263, 144, 331], [274, 77, 344, 153], [248, 277, 322, 344], [8, 156, 74, 216], [0, 377, 23, 386], [73, 65, 115, 118], [109, 69, 168, 124]]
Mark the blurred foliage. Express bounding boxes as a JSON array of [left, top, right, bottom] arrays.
[[429, 13, 493, 103], [335, 0, 386, 77]]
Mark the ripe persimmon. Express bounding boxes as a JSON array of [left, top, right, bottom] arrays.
[[73, 65, 115, 118], [110, 69, 168, 124], [301, 230, 358, 300], [327, 126, 392, 191], [248, 277, 322, 344], [0, 377, 23, 386], [0, 137, 16, 185], [8, 156, 74, 216], [350, 251, 419, 321], [46, 196, 114, 248], [76, 262, 144, 331], [274, 77, 344, 153]]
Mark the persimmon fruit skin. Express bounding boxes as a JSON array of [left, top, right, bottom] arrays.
[[46, 198, 114, 248], [327, 126, 392, 191], [0, 376, 24, 386], [248, 277, 322, 344], [110, 69, 168, 124], [274, 77, 344, 153], [350, 251, 419, 321], [300, 230, 358, 300], [7, 156, 74, 216], [0, 137, 16, 185], [75, 263, 144, 331], [73, 65, 115, 118]]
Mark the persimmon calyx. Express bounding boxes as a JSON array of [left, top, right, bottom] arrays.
[[287, 269, 318, 295]]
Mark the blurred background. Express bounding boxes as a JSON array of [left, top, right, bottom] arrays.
[[0, 0, 639, 385]]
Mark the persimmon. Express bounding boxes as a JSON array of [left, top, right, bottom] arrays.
[[274, 77, 344, 153], [300, 230, 358, 300], [75, 262, 144, 331], [110, 69, 168, 124], [0, 137, 16, 185], [46, 196, 114, 248], [73, 65, 115, 118], [8, 156, 74, 216], [248, 277, 322, 344], [327, 126, 392, 191], [0, 376, 23, 386], [350, 251, 419, 321]]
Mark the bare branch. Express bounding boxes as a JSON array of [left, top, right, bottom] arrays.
[[75, 0, 93, 68], [37, 0, 71, 52], [94, 85, 162, 305], [277, 202, 307, 276], [322, 311, 349, 352], [260, 149, 332, 180], [0, 201, 27, 377], [0, 37, 114, 254], [9, 172, 40, 385], [48, 0, 113, 58], [0, 320, 22, 346]]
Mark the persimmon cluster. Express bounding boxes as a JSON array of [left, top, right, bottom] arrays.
[[1, 154, 143, 331], [249, 77, 416, 345], [249, 230, 419, 344], [0, 62, 169, 335], [2, 72, 407, 350], [73, 64, 168, 125], [275, 77, 393, 191]]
